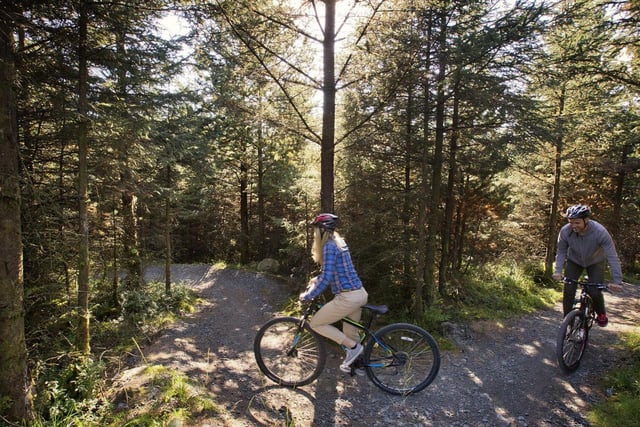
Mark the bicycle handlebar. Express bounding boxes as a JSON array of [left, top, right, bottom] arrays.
[[299, 299, 321, 317], [562, 277, 608, 290]]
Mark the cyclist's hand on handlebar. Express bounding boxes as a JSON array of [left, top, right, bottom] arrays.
[[608, 283, 623, 292]]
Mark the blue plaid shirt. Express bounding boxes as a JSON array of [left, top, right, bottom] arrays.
[[301, 239, 362, 300]]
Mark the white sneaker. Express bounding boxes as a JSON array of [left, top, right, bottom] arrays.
[[341, 343, 363, 369]]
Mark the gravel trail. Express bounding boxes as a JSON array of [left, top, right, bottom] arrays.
[[112, 264, 640, 426]]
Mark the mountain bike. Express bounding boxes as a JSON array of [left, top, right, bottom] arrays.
[[556, 277, 608, 373], [254, 299, 441, 395]]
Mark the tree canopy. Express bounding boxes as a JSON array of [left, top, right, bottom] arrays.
[[0, 0, 638, 422]]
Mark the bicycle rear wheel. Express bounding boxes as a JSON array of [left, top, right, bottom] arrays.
[[254, 316, 326, 387], [364, 323, 440, 395], [556, 310, 588, 373]]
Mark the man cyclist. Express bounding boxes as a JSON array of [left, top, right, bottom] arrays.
[[552, 204, 623, 326]]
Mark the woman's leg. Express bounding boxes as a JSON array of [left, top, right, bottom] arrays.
[[341, 288, 368, 343], [310, 289, 367, 346]]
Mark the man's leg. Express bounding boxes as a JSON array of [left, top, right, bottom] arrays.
[[586, 262, 606, 315], [563, 260, 583, 316]]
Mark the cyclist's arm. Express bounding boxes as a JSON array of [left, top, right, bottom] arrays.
[[300, 243, 337, 301], [554, 227, 570, 278]]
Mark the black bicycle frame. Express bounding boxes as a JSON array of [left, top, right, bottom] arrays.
[[296, 302, 394, 366]]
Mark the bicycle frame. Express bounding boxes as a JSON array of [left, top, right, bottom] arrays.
[[556, 278, 608, 373], [254, 297, 442, 394], [565, 278, 607, 324], [299, 301, 393, 365]]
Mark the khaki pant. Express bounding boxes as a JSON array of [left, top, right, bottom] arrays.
[[309, 287, 368, 345]]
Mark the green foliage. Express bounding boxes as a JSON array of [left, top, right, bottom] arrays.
[[588, 332, 640, 427], [413, 304, 452, 332], [0, 396, 13, 417], [121, 281, 199, 325], [24, 280, 200, 426], [105, 365, 219, 427], [30, 354, 106, 426], [441, 262, 561, 321], [122, 289, 160, 325]]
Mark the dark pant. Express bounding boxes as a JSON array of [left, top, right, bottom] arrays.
[[562, 260, 606, 316]]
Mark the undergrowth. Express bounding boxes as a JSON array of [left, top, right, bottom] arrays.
[[103, 365, 220, 426], [19, 280, 201, 427], [588, 331, 640, 427], [441, 262, 560, 322]]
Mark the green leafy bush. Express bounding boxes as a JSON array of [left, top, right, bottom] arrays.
[[122, 289, 160, 324], [31, 354, 106, 426], [27, 280, 199, 425]]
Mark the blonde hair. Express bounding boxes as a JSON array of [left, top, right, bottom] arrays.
[[311, 228, 346, 265]]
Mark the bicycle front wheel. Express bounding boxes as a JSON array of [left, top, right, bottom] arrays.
[[556, 310, 588, 373], [364, 323, 440, 395], [254, 316, 326, 387]]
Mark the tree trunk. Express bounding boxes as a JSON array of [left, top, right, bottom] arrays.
[[0, 6, 33, 421], [257, 125, 266, 260], [544, 85, 566, 277], [117, 32, 143, 290], [321, 0, 336, 212], [165, 165, 172, 294], [414, 10, 434, 317], [122, 187, 143, 289], [240, 160, 250, 263], [423, 8, 448, 307], [77, 3, 91, 355], [439, 80, 460, 296], [610, 141, 631, 240], [112, 199, 119, 305], [402, 87, 415, 293]]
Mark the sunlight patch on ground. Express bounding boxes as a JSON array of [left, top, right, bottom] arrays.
[[515, 342, 540, 356], [463, 367, 484, 387]]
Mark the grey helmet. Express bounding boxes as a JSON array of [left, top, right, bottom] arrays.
[[566, 204, 591, 219]]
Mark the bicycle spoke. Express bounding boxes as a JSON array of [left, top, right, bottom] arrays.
[[557, 311, 587, 373], [365, 323, 440, 395], [254, 317, 326, 387]]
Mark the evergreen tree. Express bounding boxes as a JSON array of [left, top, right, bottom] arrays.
[[0, 2, 33, 421]]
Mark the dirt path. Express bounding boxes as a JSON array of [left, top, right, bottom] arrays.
[[112, 265, 640, 426]]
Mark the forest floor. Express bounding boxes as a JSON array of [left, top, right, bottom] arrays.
[[109, 264, 640, 426]]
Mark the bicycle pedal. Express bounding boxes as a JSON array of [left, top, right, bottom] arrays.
[[352, 367, 365, 377]]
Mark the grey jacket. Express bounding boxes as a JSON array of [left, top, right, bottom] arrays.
[[554, 219, 623, 283]]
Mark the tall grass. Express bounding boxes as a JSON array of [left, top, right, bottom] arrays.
[[447, 262, 560, 319], [588, 332, 640, 427]]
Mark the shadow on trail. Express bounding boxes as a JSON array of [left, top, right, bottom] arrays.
[[119, 266, 638, 426], [121, 266, 293, 425], [445, 285, 639, 426]]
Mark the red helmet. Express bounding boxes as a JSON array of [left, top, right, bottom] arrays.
[[311, 213, 339, 231]]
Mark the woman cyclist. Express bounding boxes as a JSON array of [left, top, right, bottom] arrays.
[[299, 213, 368, 373]]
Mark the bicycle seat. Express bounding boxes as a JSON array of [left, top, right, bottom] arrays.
[[363, 304, 388, 315]]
